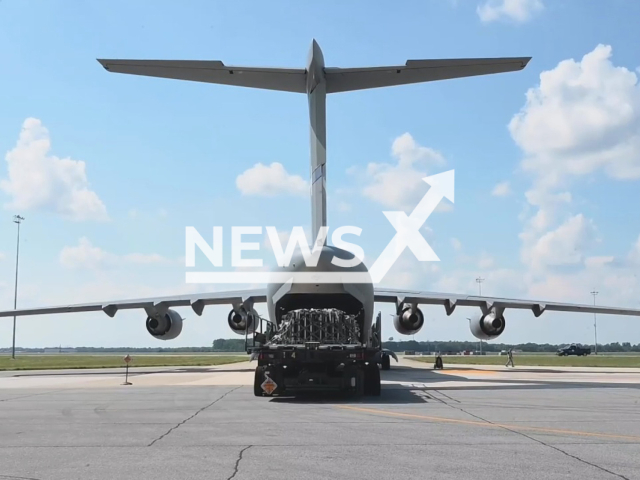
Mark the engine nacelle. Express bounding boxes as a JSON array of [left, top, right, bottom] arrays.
[[393, 305, 424, 335], [227, 308, 257, 336], [146, 309, 183, 340], [469, 311, 506, 340]]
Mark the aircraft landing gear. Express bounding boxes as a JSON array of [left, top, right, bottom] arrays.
[[434, 355, 444, 370], [381, 353, 391, 371]]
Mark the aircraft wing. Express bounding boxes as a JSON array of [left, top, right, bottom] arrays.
[[324, 57, 531, 93], [373, 288, 640, 318], [0, 289, 268, 319], [97, 59, 307, 93], [97, 56, 530, 95]]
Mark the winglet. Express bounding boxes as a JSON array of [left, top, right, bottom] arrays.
[[423, 170, 455, 203]]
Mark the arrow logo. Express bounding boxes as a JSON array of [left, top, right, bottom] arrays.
[[368, 170, 454, 284]]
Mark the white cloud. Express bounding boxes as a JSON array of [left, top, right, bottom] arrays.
[[524, 214, 597, 271], [477, 0, 543, 23], [376, 253, 436, 290], [60, 237, 110, 270], [451, 238, 462, 251], [127, 208, 168, 220], [337, 201, 351, 212], [236, 162, 308, 197], [59, 237, 169, 270], [123, 253, 167, 264], [491, 181, 512, 197], [476, 46, 640, 323], [477, 252, 495, 269], [436, 201, 454, 212], [511, 45, 640, 276], [423, 225, 434, 238], [0, 252, 4, 261], [0, 118, 108, 221], [623, 234, 640, 267], [510, 45, 640, 189], [383, 45, 640, 336], [361, 133, 447, 212]]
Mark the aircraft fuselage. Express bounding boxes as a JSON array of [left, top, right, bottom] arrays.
[[266, 245, 375, 345]]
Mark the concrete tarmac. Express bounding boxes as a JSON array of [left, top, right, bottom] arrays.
[[1, 357, 639, 480]]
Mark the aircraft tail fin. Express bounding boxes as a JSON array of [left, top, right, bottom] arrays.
[[97, 59, 307, 93]]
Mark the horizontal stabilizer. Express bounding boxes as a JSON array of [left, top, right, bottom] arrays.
[[97, 59, 307, 93], [325, 57, 531, 93]]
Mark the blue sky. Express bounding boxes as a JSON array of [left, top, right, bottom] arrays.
[[1, 0, 640, 347]]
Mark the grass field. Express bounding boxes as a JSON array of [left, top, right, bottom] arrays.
[[410, 354, 640, 368], [0, 355, 248, 371]]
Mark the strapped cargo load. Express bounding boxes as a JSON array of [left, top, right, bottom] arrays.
[[270, 308, 361, 345]]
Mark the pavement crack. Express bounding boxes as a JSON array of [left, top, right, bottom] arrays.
[[147, 386, 240, 447], [432, 389, 460, 403], [437, 397, 630, 480], [502, 427, 630, 480], [0, 390, 63, 403], [0, 475, 42, 480], [227, 445, 252, 480]]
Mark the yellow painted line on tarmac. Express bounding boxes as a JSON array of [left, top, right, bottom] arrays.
[[336, 405, 640, 442]]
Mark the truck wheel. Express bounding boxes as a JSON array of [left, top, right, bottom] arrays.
[[381, 354, 391, 371], [254, 366, 266, 397], [364, 363, 381, 396]]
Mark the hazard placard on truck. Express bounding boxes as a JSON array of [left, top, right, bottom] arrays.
[[261, 375, 277, 395]]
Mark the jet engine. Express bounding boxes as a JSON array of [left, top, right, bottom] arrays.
[[146, 309, 183, 340], [393, 305, 424, 335], [227, 308, 258, 336], [469, 311, 506, 340]]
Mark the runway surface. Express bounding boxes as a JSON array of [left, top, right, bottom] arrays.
[[1, 357, 639, 480]]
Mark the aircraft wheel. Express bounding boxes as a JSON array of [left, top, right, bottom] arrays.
[[381, 354, 391, 371]]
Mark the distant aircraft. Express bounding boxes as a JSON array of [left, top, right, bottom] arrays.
[[3, 40, 639, 396]]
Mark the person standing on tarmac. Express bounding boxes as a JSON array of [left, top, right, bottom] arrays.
[[505, 348, 515, 367]]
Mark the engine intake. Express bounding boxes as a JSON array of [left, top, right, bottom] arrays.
[[228, 308, 257, 336], [146, 309, 183, 340], [393, 305, 424, 335], [469, 311, 506, 340]]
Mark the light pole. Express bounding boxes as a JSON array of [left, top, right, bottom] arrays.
[[591, 289, 598, 355], [476, 277, 485, 354], [12, 215, 24, 360]]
